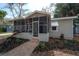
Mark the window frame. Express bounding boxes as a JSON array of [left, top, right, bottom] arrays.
[[52, 26, 57, 31]]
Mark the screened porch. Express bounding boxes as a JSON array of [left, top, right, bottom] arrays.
[[14, 15, 50, 37]]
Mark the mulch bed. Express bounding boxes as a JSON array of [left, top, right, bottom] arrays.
[[31, 41, 49, 56], [31, 38, 79, 56], [31, 47, 79, 56], [31, 51, 49, 56], [0, 37, 29, 53]]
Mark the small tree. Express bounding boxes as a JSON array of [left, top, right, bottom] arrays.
[[5, 3, 29, 18], [0, 10, 7, 32], [54, 3, 79, 18], [0, 10, 7, 19], [41, 3, 55, 18]]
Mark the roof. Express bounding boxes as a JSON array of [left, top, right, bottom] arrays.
[[12, 10, 50, 21], [51, 16, 78, 21]]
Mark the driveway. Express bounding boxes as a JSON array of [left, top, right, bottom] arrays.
[[2, 37, 39, 56]]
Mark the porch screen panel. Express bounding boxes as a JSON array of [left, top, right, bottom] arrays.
[[39, 16, 47, 33], [14, 20, 20, 32], [33, 17, 38, 21], [28, 18, 32, 33], [21, 20, 26, 32], [17, 20, 21, 32], [14, 21, 16, 31], [25, 19, 29, 32], [48, 16, 50, 32]]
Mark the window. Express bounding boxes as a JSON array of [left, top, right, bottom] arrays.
[[52, 26, 57, 30]]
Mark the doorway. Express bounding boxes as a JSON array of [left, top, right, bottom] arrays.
[[32, 21, 39, 37]]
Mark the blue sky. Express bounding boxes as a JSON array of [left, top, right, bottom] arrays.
[[0, 3, 54, 18]]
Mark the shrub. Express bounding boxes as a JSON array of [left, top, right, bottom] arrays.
[[0, 28, 6, 33], [34, 41, 49, 52]]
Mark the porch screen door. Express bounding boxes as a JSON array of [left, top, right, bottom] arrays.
[[32, 21, 39, 37]]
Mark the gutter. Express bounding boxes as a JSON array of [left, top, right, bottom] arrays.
[[51, 16, 78, 21]]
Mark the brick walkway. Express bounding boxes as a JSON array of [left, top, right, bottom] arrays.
[[2, 37, 39, 56]]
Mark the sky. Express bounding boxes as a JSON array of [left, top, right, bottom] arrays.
[[28, 3, 51, 11], [0, 0, 77, 19], [0, 3, 55, 19]]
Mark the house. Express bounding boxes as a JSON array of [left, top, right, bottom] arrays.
[[13, 11, 51, 41], [13, 11, 79, 41], [50, 16, 79, 40], [0, 19, 14, 32], [6, 20, 14, 32]]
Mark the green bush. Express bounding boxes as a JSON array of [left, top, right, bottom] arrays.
[[34, 42, 49, 52], [0, 28, 3, 32], [0, 28, 6, 33]]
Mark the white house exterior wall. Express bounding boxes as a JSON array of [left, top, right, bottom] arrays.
[[50, 19, 73, 40], [13, 33, 49, 41]]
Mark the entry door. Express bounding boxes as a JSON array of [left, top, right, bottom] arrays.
[[32, 21, 39, 37]]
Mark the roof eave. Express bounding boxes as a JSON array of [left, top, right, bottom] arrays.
[[51, 16, 78, 21]]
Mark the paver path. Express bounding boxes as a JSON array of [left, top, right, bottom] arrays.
[[2, 37, 39, 56]]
